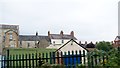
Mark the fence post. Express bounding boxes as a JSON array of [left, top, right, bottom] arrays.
[[68, 51, 70, 65], [60, 51, 63, 64], [50, 52, 52, 64], [12, 55, 15, 67], [16, 54, 18, 67], [75, 50, 78, 64], [35, 53, 37, 67], [72, 50, 74, 66], [22, 54, 24, 68], [53, 52, 55, 64], [25, 54, 28, 68], [46, 53, 48, 63], [32, 53, 34, 68], [83, 50, 86, 65], [19, 54, 21, 68], [1, 55, 3, 68], [29, 54, 31, 68], [64, 52, 67, 66], [42, 52, 44, 65], [4, 55, 6, 68], [79, 50, 82, 64], [9, 55, 12, 67], [7, 49, 9, 68], [56, 52, 59, 64]]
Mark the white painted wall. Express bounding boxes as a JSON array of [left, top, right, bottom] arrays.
[[58, 40, 88, 64], [47, 39, 79, 49], [60, 40, 87, 55], [51, 39, 71, 45]]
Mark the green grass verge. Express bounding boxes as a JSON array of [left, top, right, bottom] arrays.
[[7, 48, 56, 55]]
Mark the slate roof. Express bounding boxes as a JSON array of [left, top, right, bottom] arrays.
[[86, 42, 96, 48], [50, 34, 77, 40], [19, 35, 51, 42], [116, 36, 120, 39], [114, 36, 120, 41], [0, 24, 19, 29]]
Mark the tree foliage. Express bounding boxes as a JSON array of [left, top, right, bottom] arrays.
[[96, 41, 113, 52], [106, 48, 120, 66]]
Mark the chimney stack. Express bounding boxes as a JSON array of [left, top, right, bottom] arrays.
[[60, 31, 63, 37], [48, 31, 50, 38], [36, 32, 38, 36], [85, 41, 87, 44], [79, 41, 81, 45], [70, 31, 74, 37]]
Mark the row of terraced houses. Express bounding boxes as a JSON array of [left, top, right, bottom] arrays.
[[0, 24, 120, 55]]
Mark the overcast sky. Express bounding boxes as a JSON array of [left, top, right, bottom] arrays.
[[0, 0, 119, 42]]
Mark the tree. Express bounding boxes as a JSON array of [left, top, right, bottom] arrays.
[[96, 41, 113, 52], [106, 48, 120, 66]]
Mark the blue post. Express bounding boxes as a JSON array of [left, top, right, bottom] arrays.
[[68, 51, 70, 65], [79, 50, 82, 64]]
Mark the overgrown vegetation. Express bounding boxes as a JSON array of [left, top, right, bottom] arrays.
[[89, 41, 120, 67]]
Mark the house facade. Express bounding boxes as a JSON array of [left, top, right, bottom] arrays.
[[19, 32, 51, 48], [114, 36, 120, 47], [46, 31, 77, 49], [0, 24, 19, 54], [55, 39, 88, 65], [55, 39, 88, 54]]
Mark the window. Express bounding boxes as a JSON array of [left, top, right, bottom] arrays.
[[10, 45, 14, 47], [9, 33, 13, 40], [71, 41, 73, 45], [62, 40, 64, 44], [20, 41, 22, 46], [28, 43, 30, 47], [53, 41, 55, 46]]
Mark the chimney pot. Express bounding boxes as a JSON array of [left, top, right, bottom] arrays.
[[70, 31, 74, 37], [85, 41, 87, 44]]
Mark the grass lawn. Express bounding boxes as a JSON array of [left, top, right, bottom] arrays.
[[6, 48, 56, 55]]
